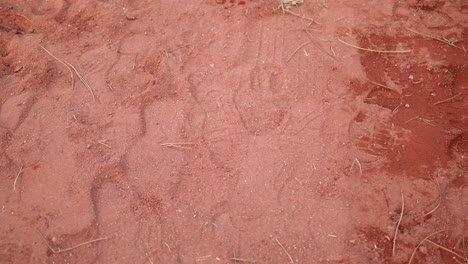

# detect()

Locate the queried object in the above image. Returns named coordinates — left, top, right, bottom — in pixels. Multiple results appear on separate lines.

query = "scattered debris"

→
left=279, top=0, right=304, bottom=11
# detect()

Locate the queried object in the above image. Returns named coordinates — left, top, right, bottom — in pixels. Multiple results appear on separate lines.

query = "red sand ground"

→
left=1, top=0, right=467, bottom=263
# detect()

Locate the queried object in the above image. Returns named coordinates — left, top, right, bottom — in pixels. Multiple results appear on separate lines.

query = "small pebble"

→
left=405, top=104, right=410, bottom=108
left=408, top=75, right=414, bottom=80
left=14, top=66, right=22, bottom=73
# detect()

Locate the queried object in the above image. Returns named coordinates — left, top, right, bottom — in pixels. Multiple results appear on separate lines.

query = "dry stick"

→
left=13, top=164, right=24, bottom=192
left=393, top=192, right=405, bottom=257
left=408, top=230, right=447, bottom=264
left=164, top=242, right=172, bottom=252
left=39, top=45, right=74, bottom=88
left=39, top=231, right=108, bottom=254
left=355, top=158, right=362, bottom=175
left=463, top=237, right=467, bottom=261
left=283, top=9, right=320, bottom=25
left=406, top=27, right=466, bottom=52
left=405, top=116, right=435, bottom=126
left=133, top=54, right=138, bottom=70
left=335, top=16, right=347, bottom=22
left=287, top=41, right=312, bottom=62
left=434, top=93, right=462, bottom=105
left=38, top=231, right=57, bottom=253
left=160, top=143, right=194, bottom=149
left=425, top=239, right=468, bottom=262
left=423, top=178, right=442, bottom=216
left=163, top=146, right=192, bottom=150
left=106, top=81, right=114, bottom=91
left=302, top=30, right=337, bottom=60
left=337, top=38, right=412, bottom=53
left=350, top=158, right=362, bottom=175
left=160, top=142, right=194, bottom=145
left=97, top=141, right=112, bottom=149
left=369, top=80, right=399, bottom=92
left=145, top=252, right=154, bottom=264
left=230, top=258, right=255, bottom=263
left=418, top=118, right=435, bottom=126
left=56, top=237, right=108, bottom=253
left=64, top=61, right=97, bottom=102
left=393, top=103, right=404, bottom=113
left=275, top=238, right=294, bottom=263
left=18, top=13, right=33, bottom=23
left=196, top=255, right=212, bottom=262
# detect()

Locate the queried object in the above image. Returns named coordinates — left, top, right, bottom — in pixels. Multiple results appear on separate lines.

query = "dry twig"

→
left=275, top=238, right=294, bottom=263
left=406, top=27, right=466, bottom=52
left=164, top=242, right=171, bottom=252
left=463, top=236, right=467, bottom=261
left=393, top=192, right=404, bottom=257
left=302, top=29, right=337, bottom=60
left=408, top=230, right=447, bottom=264
left=195, top=255, right=212, bottom=262
left=13, top=164, right=24, bottom=192
left=230, top=258, right=255, bottom=263
left=337, top=38, right=412, bottom=53
left=97, top=140, right=112, bottom=149
left=145, top=252, right=154, bottom=264
left=64, top=61, right=97, bottom=101
left=369, top=80, right=400, bottom=93
left=287, top=41, right=312, bottom=62
left=434, top=93, right=462, bottom=105
left=160, top=143, right=195, bottom=149
left=39, top=45, right=74, bottom=88
left=350, top=158, right=362, bottom=175
left=405, top=116, right=435, bottom=126
left=279, top=5, right=320, bottom=25
left=106, top=81, right=114, bottom=91
left=423, top=178, right=442, bottom=216
left=335, top=16, right=347, bottom=22
left=38, top=231, right=108, bottom=254
left=425, top=239, right=468, bottom=262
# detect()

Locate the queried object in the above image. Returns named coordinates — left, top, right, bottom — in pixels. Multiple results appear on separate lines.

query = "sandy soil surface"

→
left=1, top=0, right=467, bottom=263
